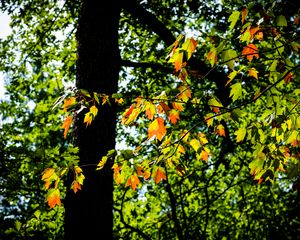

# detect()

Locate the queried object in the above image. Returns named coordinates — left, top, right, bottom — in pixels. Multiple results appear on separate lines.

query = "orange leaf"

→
left=71, top=181, right=81, bottom=193
left=47, top=189, right=61, bottom=208
left=153, top=167, right=166, bottom=184
left=125, top=175, right=140, bottom=190
left=172, top=102, right=185, bottom=112
left=62, top=116, right=73, bottom=139
left=148, top=117, right=167, bottom=141
left=242, top=43, right=259, bottom=61
left=158, top=102, right=171, bottom=115
left=63, top=97, right=76, bottom=112
left=207, top=47, right=217, bottom=67
left=216, top=124, right=226, bottom=137
left=241, top=7, right=248, bottom=24
left=169, top=109, right=180, bottom=124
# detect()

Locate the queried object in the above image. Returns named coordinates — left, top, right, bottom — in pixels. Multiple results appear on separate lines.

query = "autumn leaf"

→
left=42, top=168, right=55, bottom=181
left=182, top=37, right=198, bottom=60
left=242, top=43, right=259, bottom=61
left=207, top=47, right=217, bottom=67
left=190, top=139, right=200, bottom=152
left=145, top=101, right=156, bottom=120
left=62, top=116, right=73, bottom=139
left=228, top=10, right=240, bottom=30
left=199, top=147, right=210, bottom=162
left=158, top=102, right=171, bottom=115
left=125, top=175, right=140, bottom=190
left=248, top=68, right=258, bottom=79
left=153, top=167, right=166, bottom=184
left=178, top=86, right=192, bottom=102
left=241, top=7, right=248, bottom=24
left=148, top=117, right=167, bottom=141
left=204, top=113, right=214, bottom=127
left=216, top=124, right=226, bottom=137
left=63, top=97, right=76, bottom=112
left=71, top=181, right=81, bottom=193
left=47, top=189, right=61, bottom=209
left=169, top=109, right=180, bottom=124
left=172, top=102, right=185, bottom=112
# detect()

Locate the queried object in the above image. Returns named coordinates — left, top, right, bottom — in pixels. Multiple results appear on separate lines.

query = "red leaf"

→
left=242, top=43, right=259, bottom=61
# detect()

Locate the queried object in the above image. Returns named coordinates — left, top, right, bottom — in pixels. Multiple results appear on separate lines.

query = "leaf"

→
left=221, top=49, right=238, bottom=69
left=204, top=113, right=214, bottom=127
left=125, top=175, right=140, bottom=190
left=178, top=86, right=192, bottom=102
left=47, top=189, right=61, bottom=208
left=172, top=102, right=185, bottom=112
left=216, top=124, right=226, bottom=137
left=242, top=43, right=259, bottom=61
left=208, top=97, right=223, bottom=113
left=62, top=97, right=76, bottom=112
left=249, top=158, right=264, bottom=176
left=84, top=112, right=93, bottom=126
left=248, top=68, right=258, bottom=79
left=42, top=168, right=55, bottom=181
left=228, top=10, right=240, bottom=30
left=62, top=116, right=73, bottom=139
left=144, top=101, right=156, bottom=120
left=182, top=37, right=197, bottom=60
left=207, top=47, right=217, bottom=67
left=153, top=167, right=166, bottom=184
left=276, top=15, right=287, bottom=27
left=148, top=117, right=167, bottom=141
left=169, top=50, right=184, bottom=72
left=226, top=70, right=238, bottom=86
left=190, top=138, right=200, bottom=152
left=241, top=7, right=248, bottom=24
left=90, top=105, right=98, bottom=116
left=234, top=127, right=247, bottom=142
left=230, top=82, right=243, bottom=102
left=169, top=109, right=180, bottom=124
left=97, top=156, right=108, bottom=170
left=71, top=181, right=81, bottom=193
left=199, top=147, right=210, bottom=162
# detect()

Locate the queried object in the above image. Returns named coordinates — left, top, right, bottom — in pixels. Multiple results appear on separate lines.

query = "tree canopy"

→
left=0, top=0, right=300, bottom=239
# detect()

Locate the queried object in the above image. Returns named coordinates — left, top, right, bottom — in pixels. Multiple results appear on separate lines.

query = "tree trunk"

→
left=64, top=1, right=120, bottom=239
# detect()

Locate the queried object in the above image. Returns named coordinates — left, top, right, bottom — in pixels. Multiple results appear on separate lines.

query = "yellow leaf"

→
left=190, top=138, right=200, bottom=152
left=178, top=86, right=192, bottom=102
left=145, top=101, right=156, bottom=120
left=207, top=47, right=217, bottom=67
left=234, top=127, right=247, bottom=142
left=172, top=102, right=185, bottom=112
left=248, top=68, right=258, bottom=79
left=148, top=117, right=167, bottom=141
left=84, top=112, right=93, bottom=126
left=90, top=105, right=98, bottom=116
left=42, top=168, right=55, bottom=181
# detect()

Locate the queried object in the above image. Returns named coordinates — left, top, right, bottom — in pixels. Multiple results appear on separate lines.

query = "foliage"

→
left=0, top=0, right=300, bottom=239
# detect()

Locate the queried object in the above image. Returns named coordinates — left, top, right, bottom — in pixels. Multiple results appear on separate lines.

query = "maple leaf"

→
left=42, top=168, right=55, bottom=181
left=234, top=127, right=247, bottom=142
left=216, top=124, right=226, bottom=137
left=228, top=10, right=240, bottom=30
left=207, top=47, right=217, bottom=67
left=62, top=116, right=73, bottom=139
left=125, top=175, right=140, bottom=190
left=182, top=37, right=197, bottom=60
left=63, top=97, right=76, bottom=112
left=172, top=102, right=185, bottom=112
left=199, top=148, right=210, bottom=162
left=248, top=68, right=258, bottom=79
left=157, top=102, right=171, bottom=115
left=230, top=82, right=243, bottom=102
left=153, top=167, right=166, bottom=184
left=148, top=117, right=167, bottom=141
left=145, top=101, right=156, bottom=120
left=71, top=181, right=81, bottom=193
left=84, top=112, right=93, bottom=126
left=241, top=7, right=248, bottom=24
left=242, top=43, right=259, bottom=61
left=178, top=86, right=192, bottom=102
left=47, top=189, right=61, bottom=209
left=190, top=138, right=200, bottom=152
left=169, top=109, right=180, bottom=124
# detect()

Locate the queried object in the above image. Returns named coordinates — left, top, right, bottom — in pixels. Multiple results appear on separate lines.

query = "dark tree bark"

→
left=64, top=1, right=120, bottom=239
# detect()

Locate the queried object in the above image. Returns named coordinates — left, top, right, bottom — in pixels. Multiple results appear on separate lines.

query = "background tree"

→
left=0, top=0, right=300, bottom=239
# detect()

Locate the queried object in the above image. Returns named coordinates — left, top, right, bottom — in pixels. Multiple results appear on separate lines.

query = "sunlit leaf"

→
left=153, top=167, right=167, bottom=184
left=234, top=127, right=247, bottom=142
left=230, top=82, right=243, bottom=102
left=242, top=43, right=259, bottom=61
left=228, top=10, right=240, bottom=30
left=148, top=117, right=167, bottom=141
left=62, top=116, right=73, bottom=139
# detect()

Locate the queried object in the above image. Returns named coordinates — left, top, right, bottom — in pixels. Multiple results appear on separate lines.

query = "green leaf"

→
left=221, top=49, right=238, bottom=69
left=229, top=82, right=242, bottom=102
left=228, top=11, right=240, bottom=30
left=234, top=127, right=247, bottom=142
left=276, top=15, right=287, bottom=27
